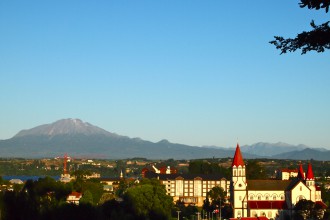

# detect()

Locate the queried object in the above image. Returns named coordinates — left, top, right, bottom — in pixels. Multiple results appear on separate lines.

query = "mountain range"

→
left=0, top=119, right=329, bottom=160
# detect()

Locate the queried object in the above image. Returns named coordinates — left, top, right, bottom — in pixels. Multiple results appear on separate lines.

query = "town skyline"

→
left=1, top=1, right=329, bottom=149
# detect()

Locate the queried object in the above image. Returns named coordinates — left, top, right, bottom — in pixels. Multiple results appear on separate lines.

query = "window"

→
left=258, top=196, right=261, bottom=200
left=268, top=211, right=272, bottom=218
left=250, top=195, right=254, bottom=200
left=273, top=195, right=276, bottom=200
left=300, top=186, right=302, bottom=191
left=234, top=170, right=237, bottom=176
left=281, top=195, right=284, bottom=200
left=266, top=196, right=269, bottom=200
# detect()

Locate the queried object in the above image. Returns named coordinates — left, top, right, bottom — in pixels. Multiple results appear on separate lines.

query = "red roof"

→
left=248, top=201, right=287, bottom=209
left=316, top=201, right=328, bottom=209
left=298, top=164, right=305, bottom=179
left=306, top=163, right=314, bottom=180
left=281, top=168, right=298, bottom=172
left=68, top=192, right=82, bottom=199
left=232, top=143, right=245, bottom=167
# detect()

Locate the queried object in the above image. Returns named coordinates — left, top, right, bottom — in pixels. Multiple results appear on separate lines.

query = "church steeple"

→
left=231, top=143, right=247, bottom=218
left=232, top=143, right=245, bottom=167
left=306, top=163, right=314, bottom=180
left=298, top=164, right=305, bottom=180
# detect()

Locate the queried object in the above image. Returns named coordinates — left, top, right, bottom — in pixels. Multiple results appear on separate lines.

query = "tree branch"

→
left=270, top=20, right=330, bottom=54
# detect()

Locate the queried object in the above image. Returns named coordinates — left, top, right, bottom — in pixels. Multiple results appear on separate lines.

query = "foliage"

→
left=270, top=21, right=330, bottom=54
left=270, top=0, right=330, bottom=54
left=71, top=176, right=104, bottom=205
left=188, top=160, right=230, bottom=178
left=1, top=177, right=72, bottom=220
left=173, top=202, right=198, bottom=220
left=123, top=178, right=173, bottom=220
left=299, top=0, right=330, bottom=12
left=203, top=186, right=231, bottom=219
left=246, top=160, right=268, bottom=180
left=98, top=192, right=115, bottom=205
left=294, top=199, right=325, bottom=220
left=80, top=190, right=93, bottom=205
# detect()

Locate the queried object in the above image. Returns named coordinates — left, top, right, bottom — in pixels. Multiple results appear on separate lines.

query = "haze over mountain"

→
left=0, top=119, right=329, bottom=160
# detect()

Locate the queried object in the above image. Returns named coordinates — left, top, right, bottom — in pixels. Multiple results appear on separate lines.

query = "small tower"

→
left=231, top=143, right=247, bottom=218
left=306, top=163, right=316, bottom=201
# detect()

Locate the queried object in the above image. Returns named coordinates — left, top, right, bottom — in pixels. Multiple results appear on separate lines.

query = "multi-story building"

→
left=144, top=171, right=230, bottom=207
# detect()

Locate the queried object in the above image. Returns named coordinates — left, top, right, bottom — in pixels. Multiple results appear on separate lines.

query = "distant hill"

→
left=240, top=142, right=307, bottom=157
left=0, top=119, right=329, bottom=160
left=272, top=148, right=330, bottom=161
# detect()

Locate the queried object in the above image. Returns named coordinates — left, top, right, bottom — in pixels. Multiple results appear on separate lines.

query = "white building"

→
left=144, top=171, right=230, bottom=207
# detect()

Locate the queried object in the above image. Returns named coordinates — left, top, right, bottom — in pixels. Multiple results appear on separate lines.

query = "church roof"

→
left=248, top=201, right=287, bottom=209
left=232, top=143, right=245, bottom=167
left=316, top=201, right=328, bottom=209
left=247, top=180, right=292, bottom=191
left=306, top=163, right=314, bottom=180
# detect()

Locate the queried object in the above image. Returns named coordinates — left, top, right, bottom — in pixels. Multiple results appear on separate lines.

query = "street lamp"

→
left=177, top=210, right=181, bottom=220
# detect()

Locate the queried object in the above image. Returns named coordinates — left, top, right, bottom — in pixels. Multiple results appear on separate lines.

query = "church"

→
left=231, top=143, right=327, bottom=219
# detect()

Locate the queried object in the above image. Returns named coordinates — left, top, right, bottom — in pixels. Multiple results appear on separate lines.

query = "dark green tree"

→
left=172, top=200, right=198, bottom=220
left=246, top=160, right=268, bottom=180
left=294, top=199, right=325, bottom=220
left=123, top=178, right=173, bottom=220
left=80, top=190, right=93, bottom=205
left=270, top=0, right=330, bottom=54
left=188, top=160, right=230, bottom=178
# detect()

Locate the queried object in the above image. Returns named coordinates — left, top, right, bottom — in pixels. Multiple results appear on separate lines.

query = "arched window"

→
left=250, top=195, right=254, bottom=200
left=268, top=211, right=272, bottom=218
left=252, top=211, right=257, bottom=217
left=239, top=170, right=241, bottom=176
left=258, top=195, right=261, bottom=200
left=266, top=196, right=269, bottom=200
left=280, top=195, right=284, bottom=200
left=273, top=195, right=276, bottom=200
left=234, top=170, right=237, bottom=176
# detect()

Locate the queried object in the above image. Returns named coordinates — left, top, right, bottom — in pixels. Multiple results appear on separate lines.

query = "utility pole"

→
left=177, top=210, right=181, bottom=220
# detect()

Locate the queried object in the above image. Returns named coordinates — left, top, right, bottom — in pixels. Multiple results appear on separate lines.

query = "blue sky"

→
left=0, top=1, right=329, bottom=148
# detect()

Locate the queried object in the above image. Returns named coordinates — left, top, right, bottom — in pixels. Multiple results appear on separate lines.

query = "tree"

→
left=203, top=186, right=231, bottom=219
left=270, top=0, right=330, bottom=54
left=246, top=160, right=268, bottom=180
left=294, top=199, right=325, bottom=219
left=80, top=190, right=93, bottom=205
left=123, top=179, right=173, bottom=220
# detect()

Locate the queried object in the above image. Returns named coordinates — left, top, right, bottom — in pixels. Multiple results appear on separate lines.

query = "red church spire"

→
left=298, top=164, right=305, bottom=179
left=306, top=163, right=315, bottom=180
left=232, top=143, right=245, bottom=167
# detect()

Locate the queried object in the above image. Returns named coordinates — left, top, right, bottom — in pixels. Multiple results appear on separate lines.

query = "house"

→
left=231, top=143, right=327, bottom=219
left=276, top=168, right=299, bottom=180
left=66, top=192, right=82, bottom=205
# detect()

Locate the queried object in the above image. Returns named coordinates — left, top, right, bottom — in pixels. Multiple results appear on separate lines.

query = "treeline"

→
left=0, top=177, right=175, bottom=220
left=188, top=160, right=231, bottom=178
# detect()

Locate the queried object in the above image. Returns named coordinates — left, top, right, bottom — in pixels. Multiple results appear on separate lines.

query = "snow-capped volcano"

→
left=14, top=118, right=114, bottom=137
